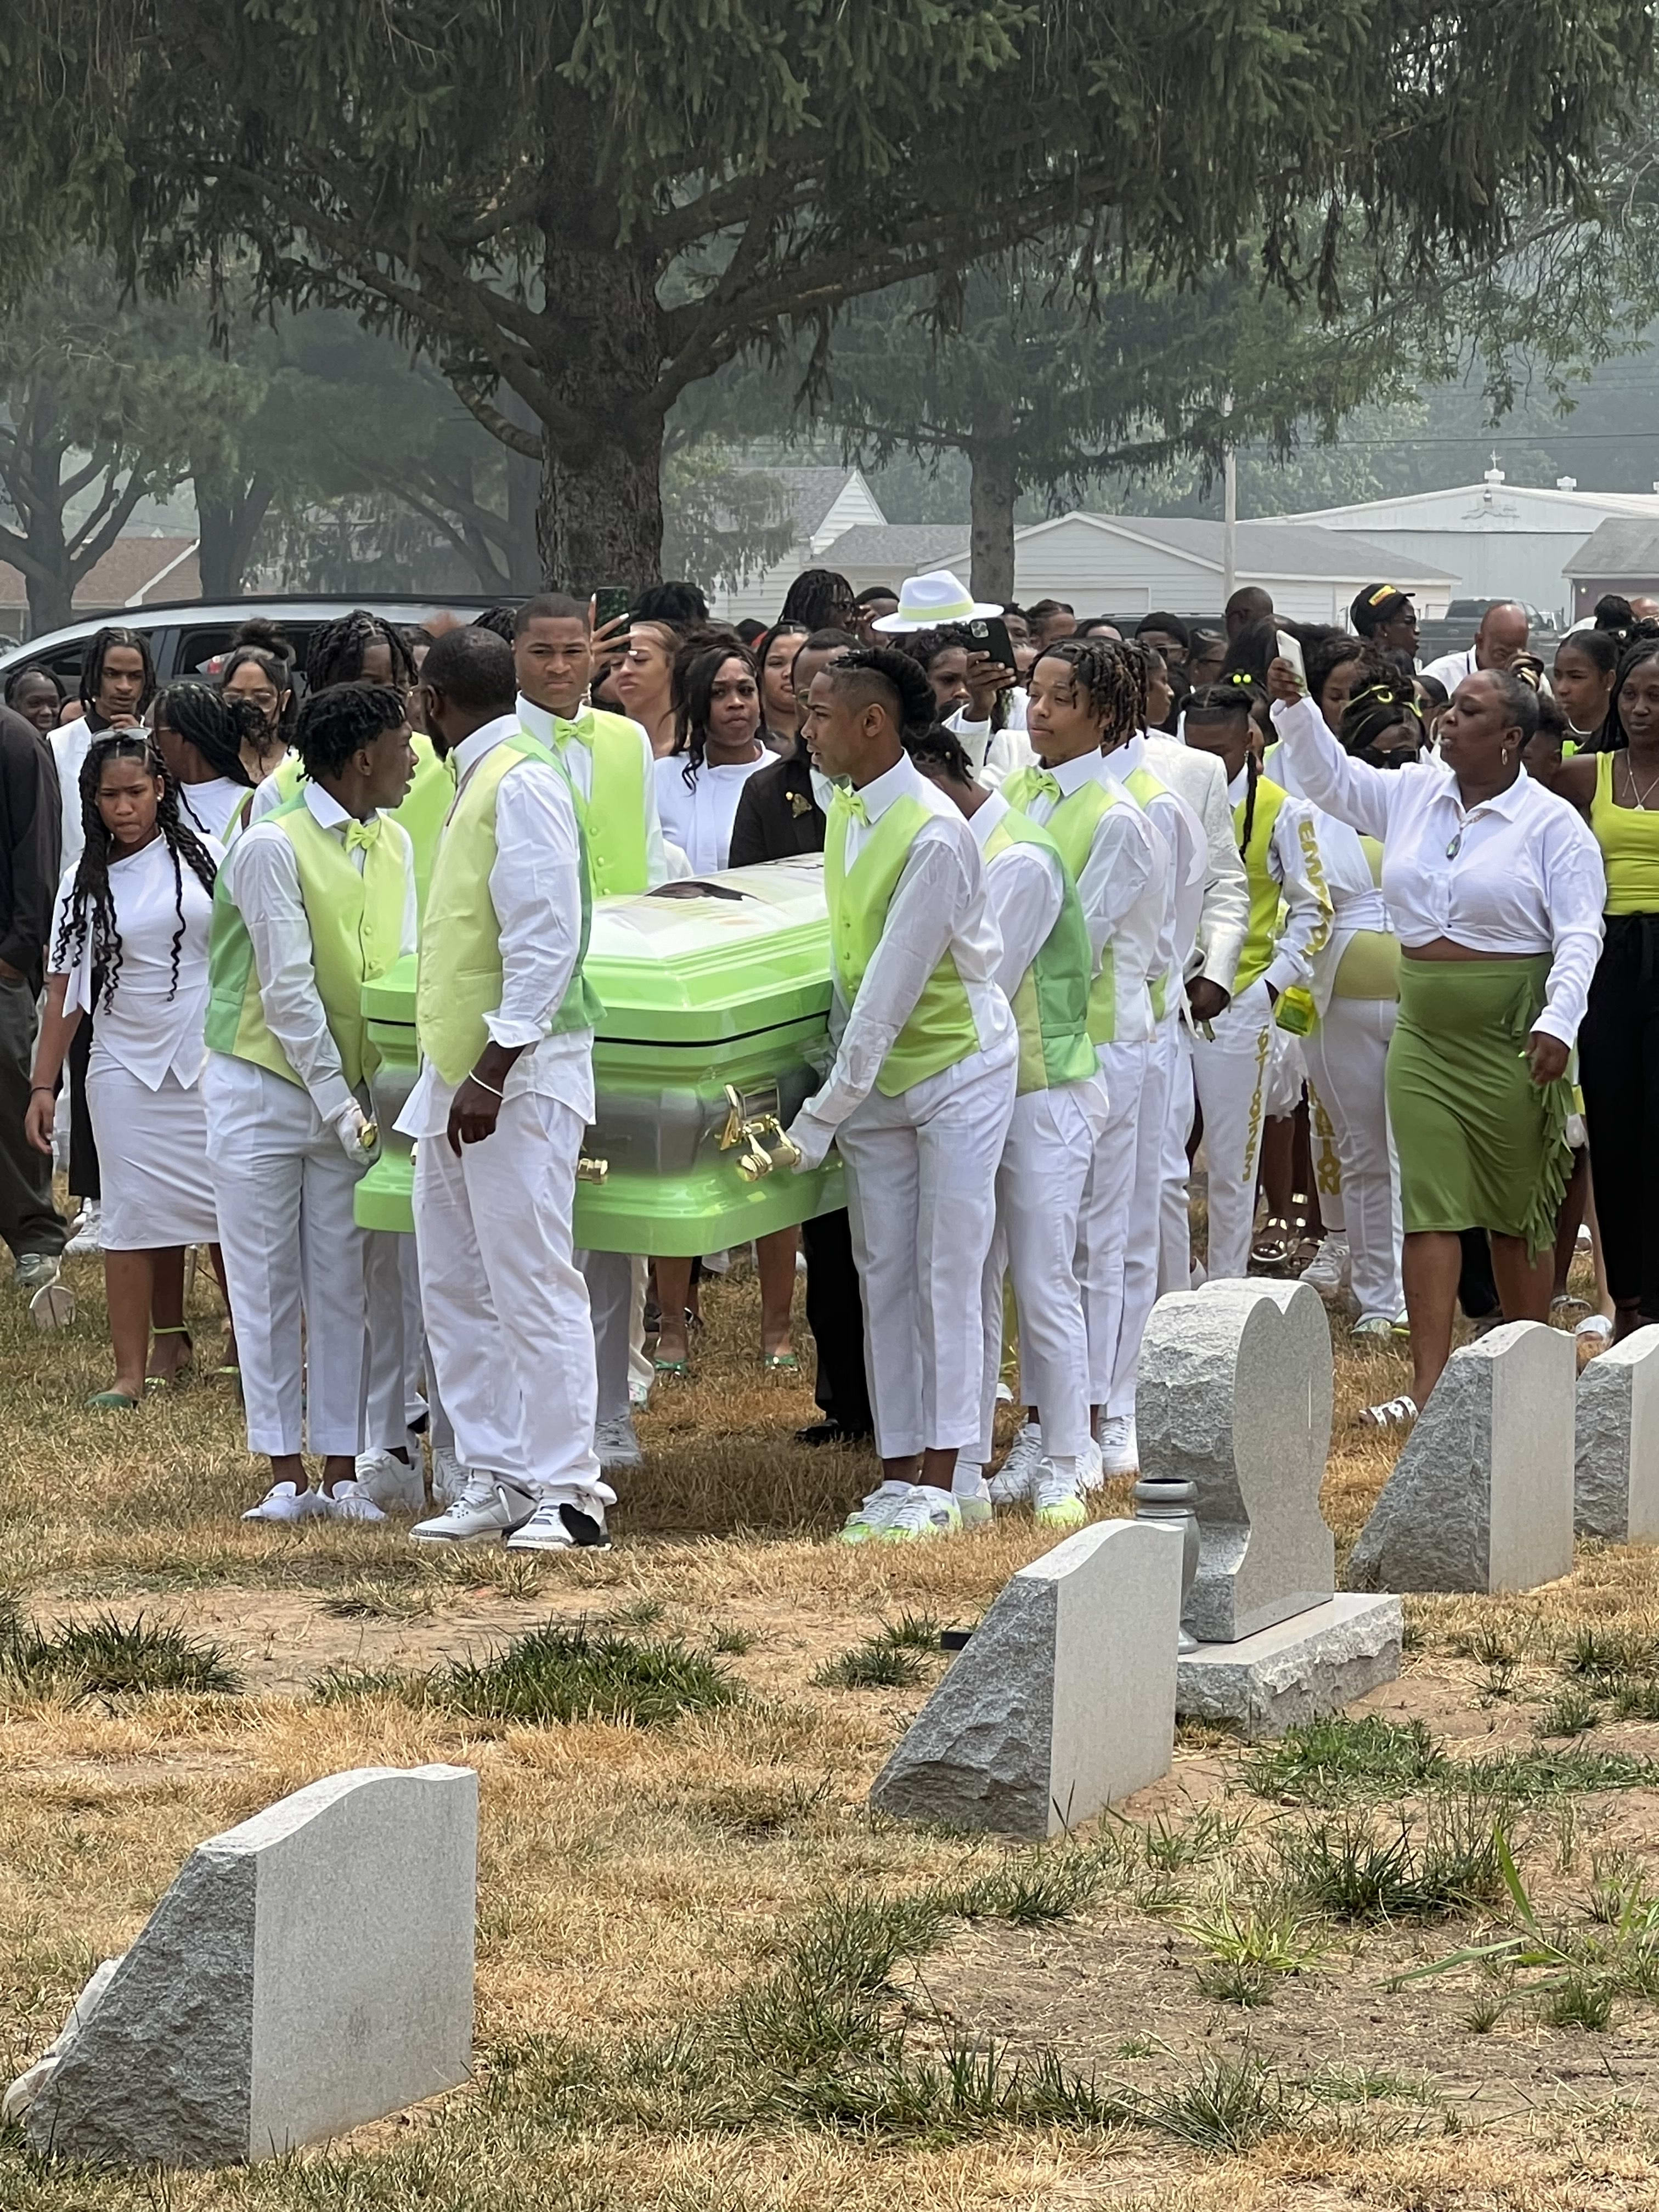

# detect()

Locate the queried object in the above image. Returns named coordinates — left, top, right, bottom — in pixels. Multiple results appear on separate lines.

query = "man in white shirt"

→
left=1420, top=601, right=1531, bottom=695
left=402, top=625, right=612, bottom=1551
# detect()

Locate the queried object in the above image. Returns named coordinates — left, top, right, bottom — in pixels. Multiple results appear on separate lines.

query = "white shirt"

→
left=1102, top=732, right=1207, bottom=1014
left=399, top=713, right=595, bottom=1140
left=1269, top=692, right=1606, bottom=1045
left=969, top=789, right=1060, bottom=996
left=1421, top=647, right=1477, bottom=693
left=1011, top=749, right=1165, bottom=1046
left=177, top=777, right=251, bottom=842
left=50, top=720, right=94, bottom=877
left=1226, top=763, right=1332, bottom=996
left=1267, top=727, right=1392, bottom=1011
left=214, top=781, right=418, bottom=1124
left=652, top=751, right=771, bottom=876
left=516, top=693, right=672, bottom=889
left=1142, top=732, right=1250, bottom=996
left=949, top=696, right=1036, bottom=788
left=787, top=752, right=1012, bottom=1164
left=49, top=833, right=223, bottom=1088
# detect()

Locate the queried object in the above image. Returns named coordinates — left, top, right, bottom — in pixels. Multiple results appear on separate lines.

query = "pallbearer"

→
left=785, top=650, right=1017, bottom=1543
left=402, top=627, right=611, bottom=1552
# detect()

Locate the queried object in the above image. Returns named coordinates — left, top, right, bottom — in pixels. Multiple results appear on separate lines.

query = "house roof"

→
left=1058, top=512, right=1457, bottom=583
left=818, top=523, right=971, bottom=575
left=1280, top=481, right=1659, bottom=526
left=0, top=535, right=201, bottom=614
left=1562, top=517, right=1659, bottom=578
left=766, top=467, right=868, bottom=541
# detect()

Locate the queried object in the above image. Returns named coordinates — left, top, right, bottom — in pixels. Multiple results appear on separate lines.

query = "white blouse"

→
left=652, top=751, right=771, bottom=877
left=50, top=833, right=223, bottom=1088
left=1269, top=693, right=1606, bottom=1045
left=178, top=776, right=252, bottom=842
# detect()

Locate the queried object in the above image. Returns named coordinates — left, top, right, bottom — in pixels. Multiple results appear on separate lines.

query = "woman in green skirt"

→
left=1267, top=659, right=1606, bottom=1418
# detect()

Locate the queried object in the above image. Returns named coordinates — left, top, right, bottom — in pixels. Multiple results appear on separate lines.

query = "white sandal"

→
left=1575, top=1313, right=1613, bottom=1344
left=1358, top=1393, right=1418, bottom=1430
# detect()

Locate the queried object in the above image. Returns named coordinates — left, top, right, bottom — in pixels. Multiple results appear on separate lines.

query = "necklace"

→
left=1629, top=758, right=1659, bottom=812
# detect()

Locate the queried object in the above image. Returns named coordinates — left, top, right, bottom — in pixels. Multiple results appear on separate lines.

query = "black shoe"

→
left=794, top=1419, right=873, bottom=1447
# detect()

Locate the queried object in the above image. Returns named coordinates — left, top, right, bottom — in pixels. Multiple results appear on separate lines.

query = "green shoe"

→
left=86, top=1391, right=140, bottom=1412
left=1033, top=1469, right=1087, bottom=1529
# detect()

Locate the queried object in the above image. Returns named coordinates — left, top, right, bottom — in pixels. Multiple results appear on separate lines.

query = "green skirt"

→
left=1386, top=953, right=1572, bottom=1259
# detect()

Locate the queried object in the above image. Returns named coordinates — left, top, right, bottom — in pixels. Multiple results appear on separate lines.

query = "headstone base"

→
left=1176, top=1595, right=1402, bottom=1739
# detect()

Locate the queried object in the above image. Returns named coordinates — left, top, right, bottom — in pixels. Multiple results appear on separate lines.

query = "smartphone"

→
left=593, top=585, right=633, bottom=630
left=965, top=614, right=1017, bottom=673
left=1276, top=629, right=1307, bottom=689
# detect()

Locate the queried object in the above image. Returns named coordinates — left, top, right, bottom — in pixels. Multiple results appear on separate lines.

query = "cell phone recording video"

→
left=593, top=585, right=633, bottom=631
left=966, top=615, right=1017, bottom=673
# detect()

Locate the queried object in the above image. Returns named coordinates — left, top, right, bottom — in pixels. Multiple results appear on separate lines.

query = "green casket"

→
left=354, top=854, right=845, bottom=1252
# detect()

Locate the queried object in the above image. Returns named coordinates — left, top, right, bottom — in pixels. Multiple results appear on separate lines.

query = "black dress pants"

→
left=799, top=1207, right=873, bottom=1435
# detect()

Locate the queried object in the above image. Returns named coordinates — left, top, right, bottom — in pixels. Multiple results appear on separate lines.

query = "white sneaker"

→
left=878, top=1486, right=963, bottom=1542
left=64, top=1204, right=103, bottom=1257
left=1096, top=1415, right=1138, bottom=1477
left=989, top=1421, right=1043, bottom=1504
left=504, top=1491, right=611, bottom=1550
left=323, top=1481, right=387, bottom=1523
left=410, top=1474, right=537, bottom=1545
left=354, top=1448, right=426, bottom=1514
left=1351, top=1314, right=1396, bottom=1340
left=837, top=1482, right=912, bottom=1545
left=241, top=1481, right=328, bottom=1523
left=1300, top=1233, right=1351, bottom=1298
left=595, top=1414, right=643, bottom=1470
left=430, top=1446, right=467, bottom=1507
left=1077, top=1436, right=1106, bottom=1492
left=1034, top=1461, right=1088, bottom=1528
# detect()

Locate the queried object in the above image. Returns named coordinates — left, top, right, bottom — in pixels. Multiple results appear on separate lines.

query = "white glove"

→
left=784, top=1109, right=831, bottom=1173
left=334, top=1101, right=377, bottom=1164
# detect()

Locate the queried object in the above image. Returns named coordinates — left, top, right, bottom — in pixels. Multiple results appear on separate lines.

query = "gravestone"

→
left=1348, top=1320, right=1575, bottom=1594
left=1177, top=1594, right=1404, bottom=1737
left=1575, top=1326, right=1659, bottom=1544
left=1136, top=1277, right=1335, bottom=1641
left=870, top=1520, right=1182, bottom=1838
left=23, top=1765, right=476, bottom=2167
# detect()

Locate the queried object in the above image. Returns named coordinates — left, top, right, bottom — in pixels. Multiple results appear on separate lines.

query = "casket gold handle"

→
left=576, top=1153, right=609, bottom=1183
left=721, top=1086, right=802, bottom=1180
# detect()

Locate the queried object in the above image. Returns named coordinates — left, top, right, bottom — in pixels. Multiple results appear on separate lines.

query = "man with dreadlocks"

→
left=26, top=733, right=224, bottom=1406
left=1003, top=639, right=1165, bottom=1504
left=785, top=647, right=1016, bottom=1544
left=205, top=682, right=417, bottom=1525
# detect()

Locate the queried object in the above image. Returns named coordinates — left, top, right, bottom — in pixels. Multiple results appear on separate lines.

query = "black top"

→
left=0, top=704, right=60, bottom=987
left=728, top=747, right=825, bottom=866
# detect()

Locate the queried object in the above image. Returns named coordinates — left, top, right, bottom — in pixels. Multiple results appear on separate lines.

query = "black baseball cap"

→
left=1351, top=584, right=1417, bottom=636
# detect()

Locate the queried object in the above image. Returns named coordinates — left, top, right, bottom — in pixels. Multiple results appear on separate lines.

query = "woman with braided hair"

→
left=25, top=733, right=227, bottom=1407
left=304, top=607, right=421, bottom=696
left=784, top=646, right=1017, bottom=1543
left=996, top=637, right=1165, bottom=1501
left=150, top=681, right=259, bottom=840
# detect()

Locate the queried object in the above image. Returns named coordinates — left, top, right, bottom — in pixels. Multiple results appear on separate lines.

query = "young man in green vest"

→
left=785, top=648, right=1018, bottom=1543
left=514, top=591, right=670, bottom=1470
left=204, top=683, right=417, bottom=1523
left=1180, top=682, right=1331, bottom=1279
left=905, top=725, right=1110, bottom=1529
left=1001, top=639, right=1166, bottom=1505
left=400, top=625, right=613, bottom=1551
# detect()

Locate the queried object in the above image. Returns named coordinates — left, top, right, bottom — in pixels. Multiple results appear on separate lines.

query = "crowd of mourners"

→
left=0, top=557, right=1641, bottom=1547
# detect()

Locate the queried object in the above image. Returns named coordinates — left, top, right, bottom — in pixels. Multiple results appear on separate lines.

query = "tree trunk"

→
left=499, top=387, right=543, bottom=591
left=533, top=238, right=665, bottom=592
left=26, top=567, right=73, bottom=637
left=195, top=472, right=273, bottom=597
left=968, top=418, right=1018, bottom=606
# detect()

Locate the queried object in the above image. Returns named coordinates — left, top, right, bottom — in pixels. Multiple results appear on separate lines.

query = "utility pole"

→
left=1222, top=393, right=1237, bottom=606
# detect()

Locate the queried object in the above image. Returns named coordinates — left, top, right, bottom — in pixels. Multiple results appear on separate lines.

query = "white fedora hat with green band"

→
left=871, top=568, right=1005, bottom=630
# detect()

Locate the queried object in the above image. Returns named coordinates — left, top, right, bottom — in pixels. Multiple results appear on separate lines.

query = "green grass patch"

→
left=0, top=1605, right=239, bottom=1699
left=811, top=1640, right=927, bottom=1690
left=1243, top=1715, right=1447, bottom=1802
left=1277, top=1788, right=1513, bottom=1921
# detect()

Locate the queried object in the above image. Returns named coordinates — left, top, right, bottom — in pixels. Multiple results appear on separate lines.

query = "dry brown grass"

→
left=3, top=1246, right=1659, bottom=2208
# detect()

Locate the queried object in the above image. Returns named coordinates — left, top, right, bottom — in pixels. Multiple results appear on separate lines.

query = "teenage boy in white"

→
left=402, top=625, right=611, bottom=1550
left=786, top=648, right=1016, bottom=1543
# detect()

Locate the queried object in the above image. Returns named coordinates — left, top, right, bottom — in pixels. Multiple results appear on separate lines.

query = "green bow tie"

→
left=344, top=816, right=382, bottom=853
left=833, top=787, right=870, bottom=826
left=554, top=715, right=591, bottom=749
left=1022, top=769, right=1063, bottom=803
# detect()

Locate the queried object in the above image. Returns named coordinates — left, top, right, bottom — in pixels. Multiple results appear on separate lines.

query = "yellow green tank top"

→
left=1591, top=751, right=1659, bottom=915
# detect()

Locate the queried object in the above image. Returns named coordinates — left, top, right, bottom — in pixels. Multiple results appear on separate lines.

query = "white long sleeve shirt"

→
left=949, top=694, right=1036, bottom=787
left=1269, top=692, right=1606, bottom=1045
left=1227, top=764, right=1331, bottom=997
left=652, top=751, right=771, bottom=876
left=969, top=789, right=1060, bottom=996
left=787, top=752, right=1012, bottom=1166
left=1011, top=750, right=1164, bottom=1046
left=1142, top=732, right=1250, bottom=997
left=399, top=713, right=595, bottom=1139
left=50, top=833, right=223, bottom=1087
left=1102, top=732, right=1207, bottom=1015
left=213, top=781, right=417, bottom=1124
left=516, top=693, right=672, bottom=889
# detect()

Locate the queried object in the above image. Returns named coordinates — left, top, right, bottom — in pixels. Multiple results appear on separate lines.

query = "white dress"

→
left=50, top=836, right=224, bottom=1250
left=652, top=752, right=771, bottom=876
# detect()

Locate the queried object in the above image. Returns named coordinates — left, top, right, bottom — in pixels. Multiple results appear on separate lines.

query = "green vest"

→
left=242, top=740, right=450, bottom=913
left=824, top=788, right=979, bottom=1096
left=550, top=710, right=650, bottom=896
left=1001, top=766, right=1120, bottom=1045
left=1124, top=761, right=1172, bottom=1022
left=1233, top=774, right=1291, bottom=994
left=205, top=795, right=410, bottom=1091
left=417, top=729, right=603, bottom=1085
left=981, top=808, right=1097, bottom=1094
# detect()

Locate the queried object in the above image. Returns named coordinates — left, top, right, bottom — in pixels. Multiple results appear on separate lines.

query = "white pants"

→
left=970, top=1083, right=1097, bottom=1464
left=416, top=1093, right=603, bottom=1493
left=1159, top=1025, right=1195, bottom=1296
left=1108, top=1012, right=1179, bottom=1421
left=1189, top=978, right=1273, bottom=1282
left=1076, top=1039, right=1149, bottom=1404
left=579, top=1249, right=636, bottom=1425
left=1302, top=996, right=1402, bottom=1322
left=205, top=1058, right=366, bottom=1460
left=361, top=1231, right=428, bottom=1453
left=838, top=1040, right=1017, bottom=1461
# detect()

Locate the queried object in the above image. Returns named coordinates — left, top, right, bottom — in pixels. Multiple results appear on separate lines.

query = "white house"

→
left=1269, top=470, right=1659, bottom=625
left=706, top=466, right=885, bottom=622
left=819, top=511, right=1454, bottom=624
